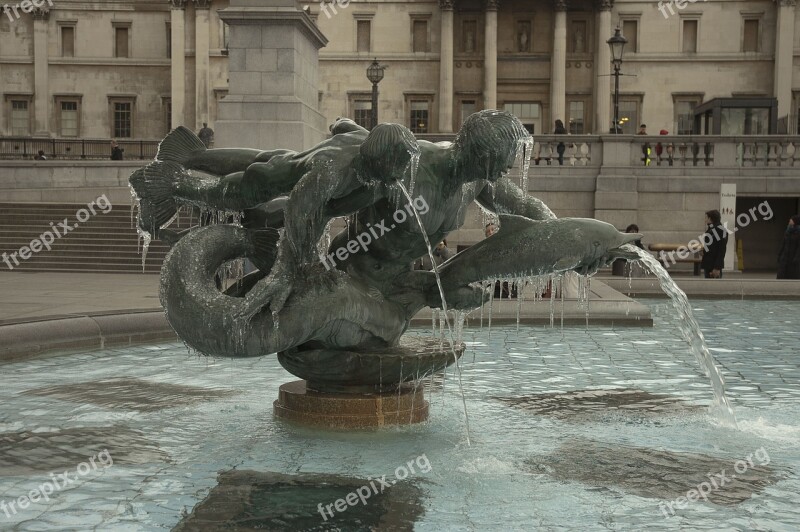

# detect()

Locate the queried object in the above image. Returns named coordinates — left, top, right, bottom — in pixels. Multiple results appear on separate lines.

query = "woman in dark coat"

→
left=701, top=209, right=727, bottom=279
left=777, top=215, right=800, bottom=279
left=554, top=119, right=567, bottom=165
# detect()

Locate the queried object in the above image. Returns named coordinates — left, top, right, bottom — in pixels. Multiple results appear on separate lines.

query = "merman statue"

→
left=130, top=111, right=640, bottom=370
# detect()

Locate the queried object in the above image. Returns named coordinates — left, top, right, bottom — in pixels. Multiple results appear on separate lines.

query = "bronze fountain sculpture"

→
left=130, top=110, right=641, bottom=426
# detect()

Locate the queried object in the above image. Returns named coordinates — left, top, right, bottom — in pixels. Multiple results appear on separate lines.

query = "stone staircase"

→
left=0, top=203, right=194, bottom=273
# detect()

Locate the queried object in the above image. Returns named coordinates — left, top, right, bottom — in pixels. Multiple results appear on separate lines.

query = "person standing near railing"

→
left=655, top=129, right=674, bottom=166
left=34, top=150, right=46, bottom=161
left=637, top=124, right=651, bottom=166
left=110, top=140, right=124, bottom=161
left=198, top=123, right=214, bottom=148
left=554, top=119, right=567, bottom=165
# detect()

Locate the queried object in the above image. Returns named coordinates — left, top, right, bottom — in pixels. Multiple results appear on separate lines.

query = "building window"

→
left=618, top=98, right=640, bottom=134
left=503, top=102, right=540, bottom=134
left=10, top=99, right=30, bottom=136
left=621, top=20, right=638, bottom=53
left=357, top=20, right=371, bottom=52
left=412, top=19, right=429, bottom=53
left=221, top=21, right=230, bottom=53
left=351, top=99, right=372, bottom=129
left=114, top=25, right=130, bottom=58
left=56, top=99, right=80, bottom=137
left=110, top=99, right=134, bottom=138
left=570, top=20, right=587, bottom=53
left=743, top=18, right=760, bottom=52
left=462, top=20, right=477, bottom=54
left=682, top=19, right=698, bottom=53
left=460, top=100, right=477, bottom=126
left=61, top=25, right=75, bottom=57
left=674, top=96, right=701, bottom=134
left=568, top=101, right=585, bottom=134
left=409, top=100, right=430, bottom=133
left=516, top=20, right=531, bottom=52
left=166, top=22, right=171, bottom=58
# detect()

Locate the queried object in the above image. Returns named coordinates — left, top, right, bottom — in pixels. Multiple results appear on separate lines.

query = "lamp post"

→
left=366, top=59, right=385, bottom=130
left=607, top=27, right=627, bottom=134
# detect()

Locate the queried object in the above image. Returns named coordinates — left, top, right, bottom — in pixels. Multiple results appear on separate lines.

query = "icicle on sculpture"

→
left=129, top=110, right=641, bottom=426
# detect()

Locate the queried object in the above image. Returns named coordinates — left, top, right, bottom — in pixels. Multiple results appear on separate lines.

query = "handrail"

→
left=0, top=137, right=160, bottom=160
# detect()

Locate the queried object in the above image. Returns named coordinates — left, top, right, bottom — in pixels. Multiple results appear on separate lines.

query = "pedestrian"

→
left=415, top=240, right=453, bottom=270
left=638, top=124, right=651, bottom=166
left=198, top=122, right=214, bottom=148
left=553, top=119, right=567, bottom=165
left=655, top=129, right=674, bottom=166
left=701, top=209, right=727, bottom=279
left=34, top=150, right=46, bottom=161
left=625, top=224, right=644, bottom=249
left=485, top=222, right=498, bottom=238
left=777, top=214, right=800, bottom=279
left=110, top=140, right=124, bottom=161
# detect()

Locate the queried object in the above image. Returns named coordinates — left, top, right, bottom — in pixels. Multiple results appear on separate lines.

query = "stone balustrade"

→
left=418, top=133, right=800, bottom=170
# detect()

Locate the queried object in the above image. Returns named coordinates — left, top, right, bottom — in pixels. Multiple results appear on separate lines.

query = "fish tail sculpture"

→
left=129, top=127, right=207, bottom=237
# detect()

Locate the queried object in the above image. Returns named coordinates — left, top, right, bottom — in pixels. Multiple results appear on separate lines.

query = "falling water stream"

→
left=396, top=181, right=472, bottom=446
left=625, top=244, right=738, bottom=427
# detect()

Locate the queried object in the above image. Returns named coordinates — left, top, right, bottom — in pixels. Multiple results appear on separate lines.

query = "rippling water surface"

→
left=1, top=299, right=799, bottom=530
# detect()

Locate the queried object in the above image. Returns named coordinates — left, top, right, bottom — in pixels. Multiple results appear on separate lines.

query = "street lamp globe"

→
left=607, top=27, right=627, bottom=67
left=366, top=59, right=385, bottom=84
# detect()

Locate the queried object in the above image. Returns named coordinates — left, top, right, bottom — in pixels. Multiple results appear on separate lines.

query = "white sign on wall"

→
left=720, top=183, right=737, bottom=271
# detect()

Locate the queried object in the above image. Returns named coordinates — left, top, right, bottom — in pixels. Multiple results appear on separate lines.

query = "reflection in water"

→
left=526, top=439, right=780, bottom=506
left=0, top=426, right=170, bottom=476
left=24, top=377, right=236, bottom=412
left=173, top=470, right=425, bottom=532
left=494, top=388, right=698, bottom=420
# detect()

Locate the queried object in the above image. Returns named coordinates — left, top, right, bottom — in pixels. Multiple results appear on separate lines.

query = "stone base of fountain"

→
left=272, top=337, right=464, bottom=428
left=273, top=380, right=429, bottom=428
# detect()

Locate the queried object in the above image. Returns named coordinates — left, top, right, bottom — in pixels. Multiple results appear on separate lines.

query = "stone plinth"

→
left=215, top=0, right=328, bottom=151
left=273, top=380, right=429, bottom=429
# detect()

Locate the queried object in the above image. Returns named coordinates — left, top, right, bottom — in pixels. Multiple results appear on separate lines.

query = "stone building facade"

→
left=1, top=0, right=799, bottom=139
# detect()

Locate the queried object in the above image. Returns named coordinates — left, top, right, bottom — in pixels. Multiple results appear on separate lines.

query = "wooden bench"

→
left=648, top=243, right=703, bottom=276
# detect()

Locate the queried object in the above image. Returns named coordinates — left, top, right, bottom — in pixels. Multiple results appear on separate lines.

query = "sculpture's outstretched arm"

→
left=475, top=177, right=556, bottom=221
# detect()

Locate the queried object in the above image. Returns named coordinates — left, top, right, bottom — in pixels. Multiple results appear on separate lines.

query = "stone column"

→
left=438, top=0, right=455, bottom=133
left=216, top=0, right=328, bottom=151
left=483, top=0, right=498, bottom=110
left=32, top=7, right=50, bottom=135
left=195, top=0, right=212, bottom=129
left=550, top=0, right=567, bottom=129
left=774, top=0, right=796, bottom=132
left=170, top=0, right=187, bottom=129
left=595, top=0, right=613, bottom=133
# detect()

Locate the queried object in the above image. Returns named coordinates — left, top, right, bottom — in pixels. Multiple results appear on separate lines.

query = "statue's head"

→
left=330, top=117, right=364, bottom=135
left=359, top=123, right=420, bottom=185
left=453, top=110, right=531, bottom=181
